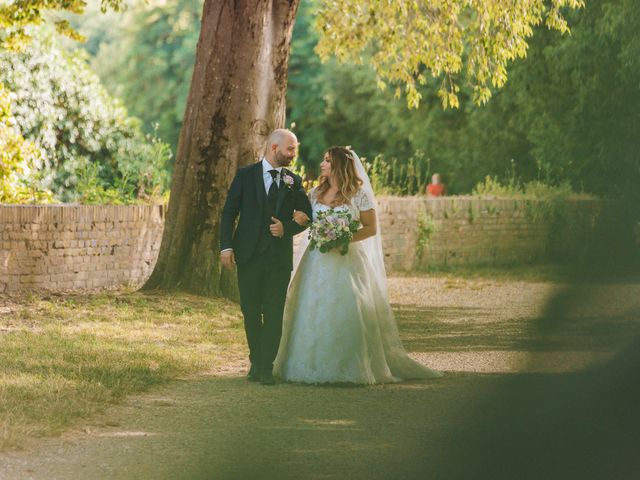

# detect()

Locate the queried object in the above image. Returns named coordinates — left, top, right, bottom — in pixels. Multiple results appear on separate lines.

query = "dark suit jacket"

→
left=219, top=162, right=312, bottom=270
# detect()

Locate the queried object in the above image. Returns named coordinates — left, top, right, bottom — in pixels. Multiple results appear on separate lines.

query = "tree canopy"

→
left=286, top=0, right=639, bottom=197
left=2, top=0, right=583, bottom=108
left=316, top=0, right=584, bottom=108
left=0, top=0, right=125, bottom=49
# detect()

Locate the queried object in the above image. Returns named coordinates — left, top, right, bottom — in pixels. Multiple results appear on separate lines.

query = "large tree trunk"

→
left=144, top=0, right=300, bottom=296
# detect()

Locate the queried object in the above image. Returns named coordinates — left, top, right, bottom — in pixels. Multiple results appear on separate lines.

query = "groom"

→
left=219, top=129, right=312, bottom=385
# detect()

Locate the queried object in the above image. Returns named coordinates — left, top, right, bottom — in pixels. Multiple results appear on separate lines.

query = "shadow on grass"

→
left=439, top=328, right=640, bottom=480
left=394, top=302, right=640, bottom=353
left=436, top=204, right=640, bottom=480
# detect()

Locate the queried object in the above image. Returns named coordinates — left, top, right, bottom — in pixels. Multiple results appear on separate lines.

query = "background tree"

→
left=288, top=0, right=639, bottom=197
left=89, top=0, right=202, bottom=155
left=142, top=0, right=299, bottom=295
left=285, top=0, right=327, bottom=168
left=315, top=0, right=584, bottom=108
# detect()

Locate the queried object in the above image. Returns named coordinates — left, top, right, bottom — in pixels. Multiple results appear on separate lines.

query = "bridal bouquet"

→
left=308, top=209, right=360, bottom=255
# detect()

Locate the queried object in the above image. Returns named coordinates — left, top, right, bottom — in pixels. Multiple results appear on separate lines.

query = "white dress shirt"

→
left=262, top=157, right=282, bottom=193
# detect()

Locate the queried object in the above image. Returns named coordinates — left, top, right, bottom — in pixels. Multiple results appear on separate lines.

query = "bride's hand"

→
left=293, top=210, right=310, bottom=226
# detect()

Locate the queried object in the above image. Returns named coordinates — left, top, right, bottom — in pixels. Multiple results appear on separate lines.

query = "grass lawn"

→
left=0, top=290, right=246, bottom=449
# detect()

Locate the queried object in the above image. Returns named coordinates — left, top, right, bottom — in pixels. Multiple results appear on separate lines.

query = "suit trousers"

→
left=237, top=252, right=291, bottom=373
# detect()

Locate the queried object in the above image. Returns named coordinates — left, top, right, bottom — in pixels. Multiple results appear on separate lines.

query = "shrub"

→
left=0, top=30, right=171, bottom=204
left=0, top=84, right=53, bottom=203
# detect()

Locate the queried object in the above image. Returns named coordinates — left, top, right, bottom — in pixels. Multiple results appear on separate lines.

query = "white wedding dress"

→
left=273, top=187, right=442, bottom=384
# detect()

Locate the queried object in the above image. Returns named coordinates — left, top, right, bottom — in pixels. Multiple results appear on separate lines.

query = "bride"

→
left=273, top=146, right=442, bottom=384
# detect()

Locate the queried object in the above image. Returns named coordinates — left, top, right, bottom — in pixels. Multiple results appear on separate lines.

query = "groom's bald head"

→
left=266, top=129, right=298, bottom=168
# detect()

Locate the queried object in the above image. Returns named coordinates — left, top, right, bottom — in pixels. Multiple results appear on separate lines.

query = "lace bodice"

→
left=309, top=187, right=375, bottom=221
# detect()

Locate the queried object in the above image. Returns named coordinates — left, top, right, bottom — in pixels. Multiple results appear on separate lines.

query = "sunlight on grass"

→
left=0, top=291, right=245, bottom=449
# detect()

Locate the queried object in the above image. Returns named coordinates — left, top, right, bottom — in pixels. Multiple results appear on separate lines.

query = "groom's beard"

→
left=275, top=151, right=294, bottom=167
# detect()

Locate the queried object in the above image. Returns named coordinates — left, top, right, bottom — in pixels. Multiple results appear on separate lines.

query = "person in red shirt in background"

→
left=426, top=173, right=447, bottom=197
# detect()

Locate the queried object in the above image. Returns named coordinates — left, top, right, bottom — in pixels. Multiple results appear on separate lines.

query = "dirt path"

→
left=1, top=275, right=639, bottom=480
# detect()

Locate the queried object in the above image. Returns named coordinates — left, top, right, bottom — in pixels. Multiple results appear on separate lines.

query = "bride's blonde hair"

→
left=316, top=146, right=363, bottom=206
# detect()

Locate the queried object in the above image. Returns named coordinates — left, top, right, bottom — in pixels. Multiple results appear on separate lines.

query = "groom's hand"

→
left=270, top=217, right=284, bottom=238
left=220, top=250, right=235, bottom=268
left=293, top=210, right=310, bottom=226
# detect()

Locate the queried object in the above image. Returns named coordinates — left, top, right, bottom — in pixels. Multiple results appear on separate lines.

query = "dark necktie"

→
left=268, top=169, right=279, bottom=213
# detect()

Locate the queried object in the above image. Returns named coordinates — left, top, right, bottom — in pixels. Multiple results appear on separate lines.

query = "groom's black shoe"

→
left=260, top=370, right=276, bottom=386
left=247, top=364, right=260, bottom=382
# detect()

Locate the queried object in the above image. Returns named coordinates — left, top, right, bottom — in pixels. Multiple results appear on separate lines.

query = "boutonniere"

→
left=281, top=172, right=295, bottom=190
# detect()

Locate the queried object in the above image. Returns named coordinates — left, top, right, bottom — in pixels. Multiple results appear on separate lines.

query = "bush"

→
left=0, top=30, right=171, bottom=204
left=0, top=84, right=53, bottom=203
left=367, top=151, right=431, bottom=196
left=472, top=176, right=582, bottom=200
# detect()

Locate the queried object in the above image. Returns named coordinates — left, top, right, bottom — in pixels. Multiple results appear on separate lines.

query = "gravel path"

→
left=1, top=275, right=638, bottom=480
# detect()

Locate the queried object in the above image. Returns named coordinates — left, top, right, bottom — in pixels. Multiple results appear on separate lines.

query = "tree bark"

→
left=144, top=0, right=300, bottom=296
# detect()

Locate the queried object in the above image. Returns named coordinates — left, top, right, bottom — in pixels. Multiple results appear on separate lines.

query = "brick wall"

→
left=0, top=205, right=164, bottom=292
left=377, top=196, right=617, bottom=271
left=0, top=197, right=628, bottom=292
